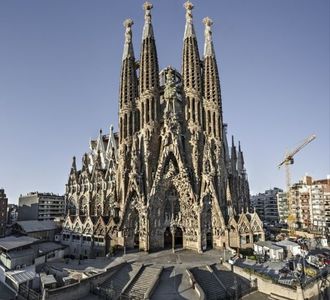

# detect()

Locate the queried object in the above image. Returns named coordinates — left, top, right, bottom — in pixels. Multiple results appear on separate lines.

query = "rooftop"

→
left=32, top=242, right=66, bottom=254
left=40, top=274, right=57, bottom=286
left=276, top=240, right=300, bottom=247
left=255, top=240, right=283, bottom=250
left=16, top=220, right=58, bottom=233
left=6, top=269, right=36, bottom=284
left=0, top=236, right=38, bottom=251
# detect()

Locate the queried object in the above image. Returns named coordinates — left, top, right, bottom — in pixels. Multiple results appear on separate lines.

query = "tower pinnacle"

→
left=122, top=19, right=134, bottom=61
left=142, top=2, right=154, bottom=39
left=203, top=17, right=215, bottom=57
left=183, top=1, right=195, bottom=39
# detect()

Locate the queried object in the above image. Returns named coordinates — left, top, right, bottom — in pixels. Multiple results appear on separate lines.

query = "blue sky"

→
left=0, top=0, right=329, bottom=203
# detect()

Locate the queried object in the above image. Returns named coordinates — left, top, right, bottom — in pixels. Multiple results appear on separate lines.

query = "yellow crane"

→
left=278, top=134, right=316, bottom=232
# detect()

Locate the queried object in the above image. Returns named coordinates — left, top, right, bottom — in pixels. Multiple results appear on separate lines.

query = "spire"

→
left=122, top=19, right=135, bottom=61
left=71, top=156, right=76, bottom=173
left=237, top=141, right=244, bottom=173
left=140, top=1, right=159, bottom=94
left=182, top=0, right=202, bottom=92
left=226, top=180, right=232, bottom=203
left=203, top=17, right=223, bottom=139
left=119, top=19, right=138, bottom=143
left=183, top=1, right=196, bottom=39
left=203, top=17, right=215, bottom=57
left=142, top=2, right=154, bottom=39
left=120, top=19, right=138, bottom=109
left=82, top=153, right=89, bottom=172
left=226, top=180, right=234, bottom=218
left=231, top=135, right=237, bottom=161
left=139, top=1, right=159, bottom=108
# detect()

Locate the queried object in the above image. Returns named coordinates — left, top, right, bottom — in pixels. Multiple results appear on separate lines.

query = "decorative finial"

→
left=203, top=17, right=215, bottom=57
left=184, top=1, right=194, bottom=11
left=142, top=2, right=154, bottom=39
left=183, top=1, right=196, bottom=39
left=184, top=1, right=194, bottom=21
left=122, top=19, right=134, bottom=60
left=143, top=2, right=153, bottom=11
left=203, top=16, right=213, bottom=27
left=123, top=18, right=134, bottom=28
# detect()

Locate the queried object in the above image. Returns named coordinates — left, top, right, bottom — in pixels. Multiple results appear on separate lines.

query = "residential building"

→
left=0, top=189, right=8, bottom=237
left=251, top=188, right=282, bottom=224
left=61, top=2, right=264, bottom=257
left=279, top=175, right=330, bottom=231
left=310, top=177, right=330, bottom=233
left=7, top=204, right=18, bottom=225
left=277, top=191, right=289, bottom=224
left=18, top=192, right=65, bottom=221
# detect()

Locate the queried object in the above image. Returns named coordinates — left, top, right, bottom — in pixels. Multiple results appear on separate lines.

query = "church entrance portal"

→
left=164, top=227, right=172, bottom=248
left=206, top=232, right=213, bottom=249
left=134, top=233, right=139, bottom=248
left=175, top=227, right=183, bottom=248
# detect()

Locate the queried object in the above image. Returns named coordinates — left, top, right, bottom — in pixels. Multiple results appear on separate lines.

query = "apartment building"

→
left=277, top=176, right=330, bottom=232
left=0, top=189, right=8, bottom=236
left=18, top=192, right=65, bottom=221
left=251, top=188, right=282, bottom=224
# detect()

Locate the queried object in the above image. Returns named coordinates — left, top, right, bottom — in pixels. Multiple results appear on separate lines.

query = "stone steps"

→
left=123, top=265, right=162, bottom=298
left=151, top=267, right=199, bottom=300
left=190, top=266, right=227, bottom=300
left=99, top=263, right=141, bottom=299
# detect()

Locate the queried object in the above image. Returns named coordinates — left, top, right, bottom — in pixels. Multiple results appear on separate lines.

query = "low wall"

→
left=185, top=269, right=205, bottom=300
left=43, top=262, right=125, bottom=300
left=230, top=262, right=330, bottom=300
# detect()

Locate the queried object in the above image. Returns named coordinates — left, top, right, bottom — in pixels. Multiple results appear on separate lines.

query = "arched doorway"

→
left=207, top=232, right=213, bottom=249
left=164, top=227, right=172, bottom=248
left=134, top=233, right=139, bottom=248
left=175, top=227, right=183, bottom=248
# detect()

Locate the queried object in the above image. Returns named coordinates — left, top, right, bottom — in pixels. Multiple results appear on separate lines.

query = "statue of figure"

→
left=164, top=68, right=176, bottom=100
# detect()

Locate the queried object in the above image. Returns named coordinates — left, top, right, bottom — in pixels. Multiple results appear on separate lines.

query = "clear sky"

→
left=0, top=0, right=329, bottom=203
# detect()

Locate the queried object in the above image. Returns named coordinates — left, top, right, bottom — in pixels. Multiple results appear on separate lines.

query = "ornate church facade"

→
left=61, top=2, right=264, bottom=258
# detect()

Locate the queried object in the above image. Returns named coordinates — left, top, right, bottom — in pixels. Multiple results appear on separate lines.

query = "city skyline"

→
left=0, top=0, right=329, bottom=203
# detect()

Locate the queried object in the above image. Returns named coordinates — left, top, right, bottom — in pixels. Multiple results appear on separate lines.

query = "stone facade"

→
left=61, top=1, right=264, bottom=257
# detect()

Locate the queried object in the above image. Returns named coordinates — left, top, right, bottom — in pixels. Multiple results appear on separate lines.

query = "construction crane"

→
left=278, top=134, right=316, bottom=232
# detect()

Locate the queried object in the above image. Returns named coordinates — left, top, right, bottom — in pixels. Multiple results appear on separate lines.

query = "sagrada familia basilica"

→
left=61, top=2, right=264, bottom=257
